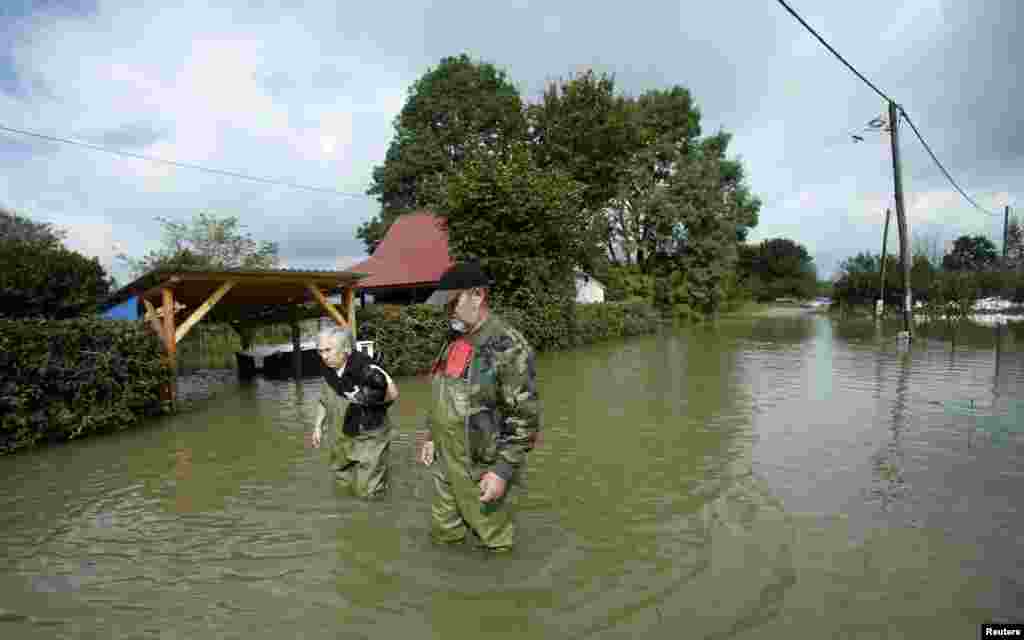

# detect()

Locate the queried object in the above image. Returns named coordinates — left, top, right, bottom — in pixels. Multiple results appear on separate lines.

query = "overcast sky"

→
left=1, top=0, right=1020, bottom=283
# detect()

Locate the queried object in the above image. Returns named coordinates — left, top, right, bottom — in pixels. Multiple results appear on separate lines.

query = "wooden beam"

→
left=143, top=300, right=186, bottom=322
left=306, top=282, right=348, bottom=327
left=175, top=280, right=235, bottom=343
left=344, top=287, right=356, bottom=338
left=143, top=298, right=168, bottom=351
left=162, top=287, right=177, bottom=404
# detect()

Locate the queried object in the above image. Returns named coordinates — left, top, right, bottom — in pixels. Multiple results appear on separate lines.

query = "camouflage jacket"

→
left=426, top=313, right=540, bottom=482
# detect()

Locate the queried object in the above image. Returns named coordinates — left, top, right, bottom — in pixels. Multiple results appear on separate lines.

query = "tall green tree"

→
left=604, top=87, right=702, bottom=270
left=437, top=141, right=586, bottom=349
left=662, top=135, right=756, bottom=313
left=527, top=70, right=639, bottom=276
left=117, top=211, right=279, bottom=278
left=942, top=234, right=998, bottom=272
left=739, top=237, right=817, bottom=301
left=603, top=90, right=759, bottom=275
left=0, top=210, right=113, bottom=319
left=1, top=207, right=67, bottom=247
left=359, top=53, right=528, bottom=254
left=438, top=141, right=586, bottom=294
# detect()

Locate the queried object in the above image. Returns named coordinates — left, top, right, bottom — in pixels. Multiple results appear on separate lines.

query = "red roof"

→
left=349, top=212, right=454, bottom=290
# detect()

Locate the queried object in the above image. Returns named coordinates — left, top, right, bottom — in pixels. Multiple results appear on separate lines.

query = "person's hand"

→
left=311, top=425, right=322, bottom=449
left=419, top=440, right=435, bottom=466
left=479, top=472, right=507, bottom=503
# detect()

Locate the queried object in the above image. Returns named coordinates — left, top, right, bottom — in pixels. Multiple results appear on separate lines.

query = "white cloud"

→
left=0, top=1, right=410, bottom=273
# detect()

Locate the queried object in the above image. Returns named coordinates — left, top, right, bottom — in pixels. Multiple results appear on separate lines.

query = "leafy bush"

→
left=0, top=318, right=172, bottom=455
left=356, top=298, right=661, bottom=378
left=0, top=238, right=113, bottom=319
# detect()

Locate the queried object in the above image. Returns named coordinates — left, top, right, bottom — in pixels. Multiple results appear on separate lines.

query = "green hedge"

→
left=0, top=300, right=660, bottom=455
left=358, top=299, right=661, bottom=378
left=0, top=318, right=172, bottom=455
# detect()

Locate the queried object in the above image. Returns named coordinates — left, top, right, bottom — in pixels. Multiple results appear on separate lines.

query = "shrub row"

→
left=0, top=318, right=173, bottom=455
left=356, top=299, right=662, bottom=378
left=1, top=299, right=661, bottom=455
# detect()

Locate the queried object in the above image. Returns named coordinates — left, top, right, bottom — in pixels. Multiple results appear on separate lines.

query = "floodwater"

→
left=2, top=312, right=1022, bottom=638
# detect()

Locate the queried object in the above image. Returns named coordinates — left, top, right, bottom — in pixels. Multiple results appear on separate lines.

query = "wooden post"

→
left=344, top=287, right=356, bottom=339
left=290, top=305, right=302, bottom=379
left=162, top=287, right=177, bottom=409
left=888, top=100, right=912, bottom=340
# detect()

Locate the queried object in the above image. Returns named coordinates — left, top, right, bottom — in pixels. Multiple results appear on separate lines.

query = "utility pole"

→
left=877, top=208, right=891, bottom=318
left=888, top=100, right=912, bottom=340
left=1004, top=205, right=1011, bottom=263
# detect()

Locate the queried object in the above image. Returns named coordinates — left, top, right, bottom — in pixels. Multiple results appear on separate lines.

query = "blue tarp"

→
left=101, top=296, right=139, bottom=320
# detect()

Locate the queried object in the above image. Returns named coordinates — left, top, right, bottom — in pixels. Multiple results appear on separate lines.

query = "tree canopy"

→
left=1, top=209, right=113, bottom=319
left=357, top=55, right=763, bottom=316
left=117, top=211, right=280, bottom=278
left=738, top=237, right=817, bottom=301
left=358, top=53, right=528, bottom=255
left=942, top=234, right=998, bottom=272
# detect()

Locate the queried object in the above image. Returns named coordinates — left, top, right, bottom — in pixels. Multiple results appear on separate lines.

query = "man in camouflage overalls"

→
left=312, top=325, right=399, bottom=498
left=419, top=262, right=541, bottom=551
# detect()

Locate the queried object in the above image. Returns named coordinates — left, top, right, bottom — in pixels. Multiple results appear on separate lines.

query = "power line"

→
left=0, top=124, right=372, bottom=199
left=773, top=0, right=893, bottom=104
left=897, top=109, right=1002, bottom=218
left=774, top=0, right=1002, bottom=219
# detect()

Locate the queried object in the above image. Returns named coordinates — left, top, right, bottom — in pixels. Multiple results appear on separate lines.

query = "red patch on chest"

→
left=443, top=339, right=474, bottom=378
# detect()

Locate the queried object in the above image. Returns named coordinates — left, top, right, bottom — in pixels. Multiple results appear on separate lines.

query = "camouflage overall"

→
left=319, top=378, right=391, bottom=498
left=426, top=313, right=541, bottom=549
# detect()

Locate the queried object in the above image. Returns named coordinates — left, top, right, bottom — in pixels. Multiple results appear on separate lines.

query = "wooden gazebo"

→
left=99, top=268, right=367, bottom=408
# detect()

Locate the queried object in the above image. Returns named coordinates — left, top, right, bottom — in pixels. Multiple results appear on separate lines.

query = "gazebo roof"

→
left=99, top=266, right=367, bottom=312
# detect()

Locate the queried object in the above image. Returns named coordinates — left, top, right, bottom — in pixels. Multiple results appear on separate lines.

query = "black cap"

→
left=425, top=261, right=492, bottom=305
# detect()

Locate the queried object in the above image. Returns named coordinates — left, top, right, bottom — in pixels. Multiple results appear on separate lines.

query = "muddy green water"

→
left=2, top=313, right=1022, bottom=638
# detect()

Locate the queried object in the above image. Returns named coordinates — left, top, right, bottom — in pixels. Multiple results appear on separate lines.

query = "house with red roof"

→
left=348, top=211, right=454, bottom=304
left=349, top=210, right=604, bottom=305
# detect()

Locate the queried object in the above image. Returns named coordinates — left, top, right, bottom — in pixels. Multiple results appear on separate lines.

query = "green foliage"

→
left=0, top=318, right=173, bottom=455
left=360, top=53, right=528, bottom=254
left=527, top=70, right=639, bottom=274
left=1, top=207, right=68, bottom=247
left=942, top=234, right=998, bottom=272
left=572, top=300, right=662, bottom=345
left=601, top=264, right=655, bottom=303
left=436, top=140, right=589, bottom=350
left=0, top=235, right=113, bottom=320
left=356, top=298, right=660, bottom=378
left=737, top=237, right=817, bottom=302
left=355, top=304, right=449, bottom=377
left=117, top=211, right=280, bottom=278
left=833, top=251, right=904, bottom=307
left=439, top=141, right=587, bottom=277
left=663, top=137, right=746, bottom=315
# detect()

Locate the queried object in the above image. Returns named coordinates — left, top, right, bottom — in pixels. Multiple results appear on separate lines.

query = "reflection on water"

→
left=0, top=313, right=1021, bottom=638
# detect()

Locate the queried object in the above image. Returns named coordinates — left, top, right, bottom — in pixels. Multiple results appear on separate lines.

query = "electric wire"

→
left=0, top=124, right=371, bottom=199
left=774, top=0, right=1003, bottom=219
left=897, top=109, right=1002, bottom=217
